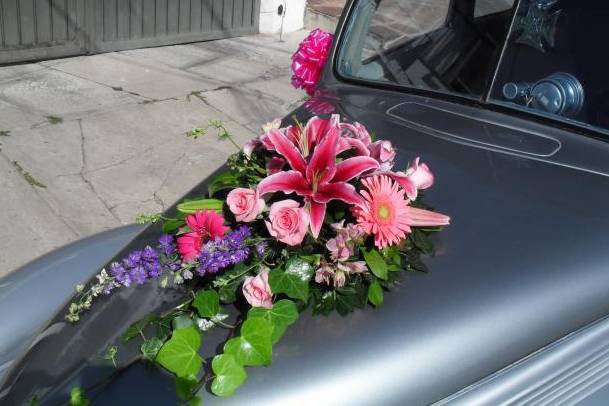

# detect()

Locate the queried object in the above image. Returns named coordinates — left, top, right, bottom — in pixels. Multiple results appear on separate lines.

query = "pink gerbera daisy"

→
left=354, top=175, right=450, bottom=249
left=354, top=175, right=412, bottom=249
left=177, top=210, right=229, bottom=262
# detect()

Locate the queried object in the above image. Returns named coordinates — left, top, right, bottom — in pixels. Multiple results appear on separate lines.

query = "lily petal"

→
left=314, top=182, right=365, bottom=206
left=304, top=114, right=340, bottom=151
left=407, top=207, right=450, bottom=226
left=257, top=170, right=311, bottom=197
left=308, top=199, right=326, bottom=238
left=333, top=156, right=379, bottom=182
left=267, top=129, right=307, bottom=174
left=306, top=123, right=338, bottom=184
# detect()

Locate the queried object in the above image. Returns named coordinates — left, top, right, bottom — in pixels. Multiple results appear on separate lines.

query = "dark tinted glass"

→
left=490, top=0, right=609, bottom=135
left=337, top=0, right=516, bottom=99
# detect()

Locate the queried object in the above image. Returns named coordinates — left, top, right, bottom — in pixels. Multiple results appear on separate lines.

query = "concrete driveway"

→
left=0, top=30, right=308, bottom=277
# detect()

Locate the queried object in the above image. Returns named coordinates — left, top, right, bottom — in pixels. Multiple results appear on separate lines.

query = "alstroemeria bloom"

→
left=369, top=140, right=396, bottom=171
left=257, top=117, right=380, bottom=238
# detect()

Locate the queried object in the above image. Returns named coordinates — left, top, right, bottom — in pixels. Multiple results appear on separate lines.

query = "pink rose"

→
left=242, top=270, right=273, bottom=308
left=265, top=200, right=309, bottom=246
left=227, top=188, right=264, bottom=222
left=407, top=157, right=434, bottom=190
left=369, top=140, right=396, bottom=171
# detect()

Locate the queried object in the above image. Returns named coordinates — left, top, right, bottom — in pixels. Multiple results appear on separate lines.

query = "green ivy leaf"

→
left=140, top=337, right=163, bottom=360
left=162, top=219, right=185, bottom=234
left=122, top=314, right=160, bottom=342
left=176, top=374, right=199, bottom=401
left=211, top=354, right=248, bottom=397
left=285, top=257, right=314, bottom=281
left=177, top=198, right=224, bottom=214
left=192, top=289, right=220, bottom=318
left=156, top=326, right=202, bottom=377
left=268, top=268, right=309, bottom=302
left=223, top=318, right=273, bottom=366
left=69, top=387, right=89, bottom=406
left=247, top=299, right=299, bottom=343
left=208, top=172, right=240, bottom=197
left=363, top=248, right=388, bottom=280
left=172, top=315, right=194, bottom=330
left=368, top=280, right=384, bottom=307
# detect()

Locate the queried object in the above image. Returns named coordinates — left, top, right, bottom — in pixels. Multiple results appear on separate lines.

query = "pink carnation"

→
left=227, top=188, right=264, bottom=222
left=242, top=270, right=273, bottom=308
left=265, top=200, right=310, bottom=246
left=291, top=29, right=334, bottom=95
left=177, top=210, right=229, bottom=262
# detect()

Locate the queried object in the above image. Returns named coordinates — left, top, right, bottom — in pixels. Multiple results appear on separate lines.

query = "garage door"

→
left=0, top=0, right=260, bottom=64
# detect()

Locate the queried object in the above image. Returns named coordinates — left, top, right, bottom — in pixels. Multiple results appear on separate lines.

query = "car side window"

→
left=489, top=0, right=609, bottom=135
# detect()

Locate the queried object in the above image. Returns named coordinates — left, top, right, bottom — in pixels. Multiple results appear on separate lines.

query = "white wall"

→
left=259, top=0, right=306, bottom=34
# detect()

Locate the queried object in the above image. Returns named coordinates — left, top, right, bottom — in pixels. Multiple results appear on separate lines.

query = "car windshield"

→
left=337, top=0, right=609, bottom=136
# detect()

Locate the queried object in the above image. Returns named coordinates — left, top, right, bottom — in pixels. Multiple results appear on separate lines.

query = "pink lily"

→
left=257, top=118, right=380, bottom=238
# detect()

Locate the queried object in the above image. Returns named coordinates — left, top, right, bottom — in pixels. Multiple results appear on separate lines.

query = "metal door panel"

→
left=0, top=0, right=260, bottom=64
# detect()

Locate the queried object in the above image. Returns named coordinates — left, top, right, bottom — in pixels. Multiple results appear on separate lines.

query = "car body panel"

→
left=0, top=225, right=143, bottom=383
left=3, top=1, right=609, bottom=404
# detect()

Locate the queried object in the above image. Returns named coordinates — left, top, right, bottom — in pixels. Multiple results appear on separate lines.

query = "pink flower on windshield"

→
left=257, top=116, right=380, bottom=238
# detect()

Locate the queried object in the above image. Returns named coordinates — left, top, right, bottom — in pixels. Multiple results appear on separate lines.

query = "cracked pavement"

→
left=0, top=30, right=308, bottom=277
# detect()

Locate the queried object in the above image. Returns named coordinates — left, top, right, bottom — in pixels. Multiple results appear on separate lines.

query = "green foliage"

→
left=312, top=284, right=367, bottom=316
left=268, top=257, right=314, bottom=302
left=367, top=280, right=384, bottom=307
left=411, top=228, right=435, bottom=255
left=45, top=115, right=63, bottom=124
left=211, top=354, right=247, bottom=397
left=135, top=212, right=162, bottom=224
left=69, top=387, right=89, bottom=406
left=162, top=218, right=185, bottom=234
left=247, top=299, right=299, bottom=343
left=187, top=127, right=206, bottom=138
left=156, top=326, right=202, bottom=377
left=193, top=289, right=220, bottom=318
left=103, top=345, right=118, bottom=367
left=208, top=172, right=241, bottom=197
left=223, top=318, right=273, bottom=366
left=269, top=268, right=309, bottom=302
left=176, top=374, right=199, bottom=401
left=213, top=263, right=254, bottom=303
left=122, top=314, right=160, bottom=342
left=177, top=198, right=224, bottom=214
left=141, top=337, right=163, bottom=360
left=362, top=248, right=388, bottom=280
left=172, top=315, right=195, bottom=330
left=226, top=151, right=266, bottom=185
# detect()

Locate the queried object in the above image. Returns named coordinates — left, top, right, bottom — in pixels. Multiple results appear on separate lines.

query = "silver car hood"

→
left=2, top=87, right=609, bottom=405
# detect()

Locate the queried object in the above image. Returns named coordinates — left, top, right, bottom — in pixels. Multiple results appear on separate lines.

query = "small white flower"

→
left=211, top=313, right=229, bottom=323
left=196, top=318, right=215, bottom=331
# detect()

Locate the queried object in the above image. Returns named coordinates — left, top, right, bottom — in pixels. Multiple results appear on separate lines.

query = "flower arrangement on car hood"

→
left=56, top=30, right=450, bottom=405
